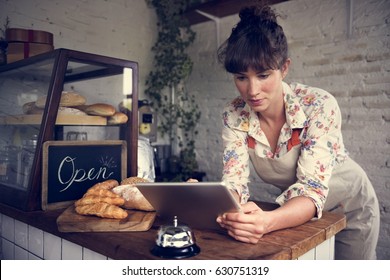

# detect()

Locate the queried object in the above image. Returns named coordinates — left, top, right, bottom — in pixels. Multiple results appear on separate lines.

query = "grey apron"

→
left=249, top=144, right=380, bottom=260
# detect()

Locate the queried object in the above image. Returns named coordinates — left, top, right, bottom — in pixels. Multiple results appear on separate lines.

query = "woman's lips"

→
left=249, top=98, right=264, bottom=106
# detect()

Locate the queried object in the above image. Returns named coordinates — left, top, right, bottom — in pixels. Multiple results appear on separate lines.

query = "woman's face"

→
left=233, top=60, right=289, bottom=114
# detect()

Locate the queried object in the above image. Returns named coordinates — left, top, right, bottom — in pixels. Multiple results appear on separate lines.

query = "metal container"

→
left=138, top=136, right=155, bottom=182
left=153, top=144, right=171, bottom=174
left=0, top=145, right=20, bottom=185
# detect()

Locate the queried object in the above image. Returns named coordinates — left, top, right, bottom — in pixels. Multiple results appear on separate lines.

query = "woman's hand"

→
left=216, top=201, right=269, bottom=244
left=217, top=197, right=316, bottom=244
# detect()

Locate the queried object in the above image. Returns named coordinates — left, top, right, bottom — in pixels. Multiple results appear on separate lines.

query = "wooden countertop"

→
left=0, top=202, right=346, bottom=260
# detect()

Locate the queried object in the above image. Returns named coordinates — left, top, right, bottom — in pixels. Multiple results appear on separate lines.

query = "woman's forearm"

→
left=265, top=196, right=316, bottom=233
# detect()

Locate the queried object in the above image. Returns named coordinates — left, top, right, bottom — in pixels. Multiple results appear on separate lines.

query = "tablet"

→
left=136, top=181, right=241, bottom=230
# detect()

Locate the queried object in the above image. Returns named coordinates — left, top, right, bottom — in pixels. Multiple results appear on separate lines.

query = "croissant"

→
left=75, top=202, right=128, bottom=219
left=75, top=195, right=125, bottom=207
left=85, top=188, right=120, bottom=198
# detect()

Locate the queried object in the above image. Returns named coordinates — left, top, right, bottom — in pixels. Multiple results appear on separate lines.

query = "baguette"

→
left=113, top=177, right=154, bottom=211
left=75, top=202, right=128, bottom=219
left=120, top=177, right=149, bottom=185
left=112, top=184, right=154, bottom=211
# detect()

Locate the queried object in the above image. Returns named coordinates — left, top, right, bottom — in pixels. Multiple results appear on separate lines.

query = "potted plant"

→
left=0, top=17, right=10, bottom=65
left=145, top=0, right=202, bottom=181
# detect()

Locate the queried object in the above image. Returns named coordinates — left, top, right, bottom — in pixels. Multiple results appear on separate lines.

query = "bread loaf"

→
left=85, top=103, right=116, bottom=116
left=113, top=177, right=155, bottom=211
left=121, top=177, right=149, bottom=185
left=35, top=91, right=86, bottom=108
left=59, top=91, right=87, bottom=107
left=75, top=202, right=128, bottom=219
left=107, top=112, right=128, bottom=125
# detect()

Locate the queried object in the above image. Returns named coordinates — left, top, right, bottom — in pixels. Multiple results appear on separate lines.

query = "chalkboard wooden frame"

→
left=42, top=140, right=127, bottom=210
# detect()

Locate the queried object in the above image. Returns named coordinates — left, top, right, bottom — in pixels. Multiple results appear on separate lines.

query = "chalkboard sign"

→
left=42, top=140, right=127, bottom=210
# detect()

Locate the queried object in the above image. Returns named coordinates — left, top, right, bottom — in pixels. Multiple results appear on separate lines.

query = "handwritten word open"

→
left=57, top=156, right=114, bottom=192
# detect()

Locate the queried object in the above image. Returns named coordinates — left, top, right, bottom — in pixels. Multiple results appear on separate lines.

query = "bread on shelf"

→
left=85, top=103, right=116, bottom=116
left=35, top=91, right=87, bottom=108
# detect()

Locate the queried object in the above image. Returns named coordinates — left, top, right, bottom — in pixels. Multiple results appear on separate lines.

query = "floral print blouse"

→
left=221, top=82, right=348, bottom=218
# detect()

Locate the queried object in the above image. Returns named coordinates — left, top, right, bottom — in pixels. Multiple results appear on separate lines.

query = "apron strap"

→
left=247, top=135, right=256, bottom=149
left=287, top=129, right=302, bottom=151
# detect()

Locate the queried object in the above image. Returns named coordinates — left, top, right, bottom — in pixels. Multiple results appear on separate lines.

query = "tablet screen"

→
left=136, top=181, right=241, bottom=230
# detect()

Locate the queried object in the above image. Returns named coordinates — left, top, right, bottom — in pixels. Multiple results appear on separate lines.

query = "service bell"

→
left=151, top=216, right=200, bottom=259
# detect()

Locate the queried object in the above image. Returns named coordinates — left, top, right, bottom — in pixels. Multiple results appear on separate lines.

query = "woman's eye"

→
left=234, top=76, right=246, bottom=81
left=258, top=74, right=270, bottom=79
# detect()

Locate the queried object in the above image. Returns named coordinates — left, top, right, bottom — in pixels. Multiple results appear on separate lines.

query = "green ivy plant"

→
left=145, top=0, right=201, bottom=181
left=0, top=17, right=10, bottom=65
left=0, top=16, right=10, bottom=40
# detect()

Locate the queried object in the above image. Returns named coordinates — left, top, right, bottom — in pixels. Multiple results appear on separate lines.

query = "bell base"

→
left=151, top=244, right=200, bottom=259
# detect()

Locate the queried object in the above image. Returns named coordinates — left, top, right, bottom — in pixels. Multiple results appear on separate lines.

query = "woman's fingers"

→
left=216, top=202, right=267, bottom=244
left=225, top=226, right=264, bottom=244
left=217, top=218, right=261, bottom=243
left=219, top=214, right=265, bottom=235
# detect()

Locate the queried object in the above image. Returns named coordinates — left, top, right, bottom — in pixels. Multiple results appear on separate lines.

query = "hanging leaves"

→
left=145, top=0, right=202, bottom=180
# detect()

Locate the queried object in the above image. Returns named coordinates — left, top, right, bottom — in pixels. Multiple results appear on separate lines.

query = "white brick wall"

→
left=187, top=0, right=390, bottom=259
left=0, top=0, right=156, bottom=97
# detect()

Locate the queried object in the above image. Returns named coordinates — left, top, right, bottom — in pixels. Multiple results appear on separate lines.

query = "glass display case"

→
left=0, top=49, right=139, bottom=211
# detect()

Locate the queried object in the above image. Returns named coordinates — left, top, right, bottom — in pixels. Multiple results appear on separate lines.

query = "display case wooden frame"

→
left=0, top=48, right=139, bottom=211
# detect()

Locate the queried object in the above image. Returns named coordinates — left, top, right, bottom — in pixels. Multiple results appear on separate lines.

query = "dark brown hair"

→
left=217, top=5, right=288, bottom=73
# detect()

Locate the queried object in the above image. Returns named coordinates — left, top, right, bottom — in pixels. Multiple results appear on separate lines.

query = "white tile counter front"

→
left=1, top=213, right=108, bottom=260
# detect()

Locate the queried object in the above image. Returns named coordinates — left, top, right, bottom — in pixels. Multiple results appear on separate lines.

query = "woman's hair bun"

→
left=218, top=3, right=288, bottom=73
left=239, top=5, right=278, bottom=26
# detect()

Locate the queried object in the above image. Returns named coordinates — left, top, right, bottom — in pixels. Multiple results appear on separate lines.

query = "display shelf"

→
left=0, top=114, right=108, bottom=125
left=0, top=48, right=139, bottom=211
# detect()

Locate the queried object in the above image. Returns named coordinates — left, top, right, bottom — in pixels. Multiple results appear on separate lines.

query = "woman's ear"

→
left=281, top=58, right=291, bottom=79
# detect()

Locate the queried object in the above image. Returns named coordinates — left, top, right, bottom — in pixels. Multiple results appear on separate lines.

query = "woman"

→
left=216, top=4, right=380, bottom=260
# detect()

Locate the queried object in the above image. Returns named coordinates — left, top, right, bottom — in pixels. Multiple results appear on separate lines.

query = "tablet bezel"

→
left=135, top=181, right=241, bottom=229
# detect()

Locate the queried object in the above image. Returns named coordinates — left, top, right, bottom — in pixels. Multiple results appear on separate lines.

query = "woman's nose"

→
left=248, top=79, right=261, bottom=97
